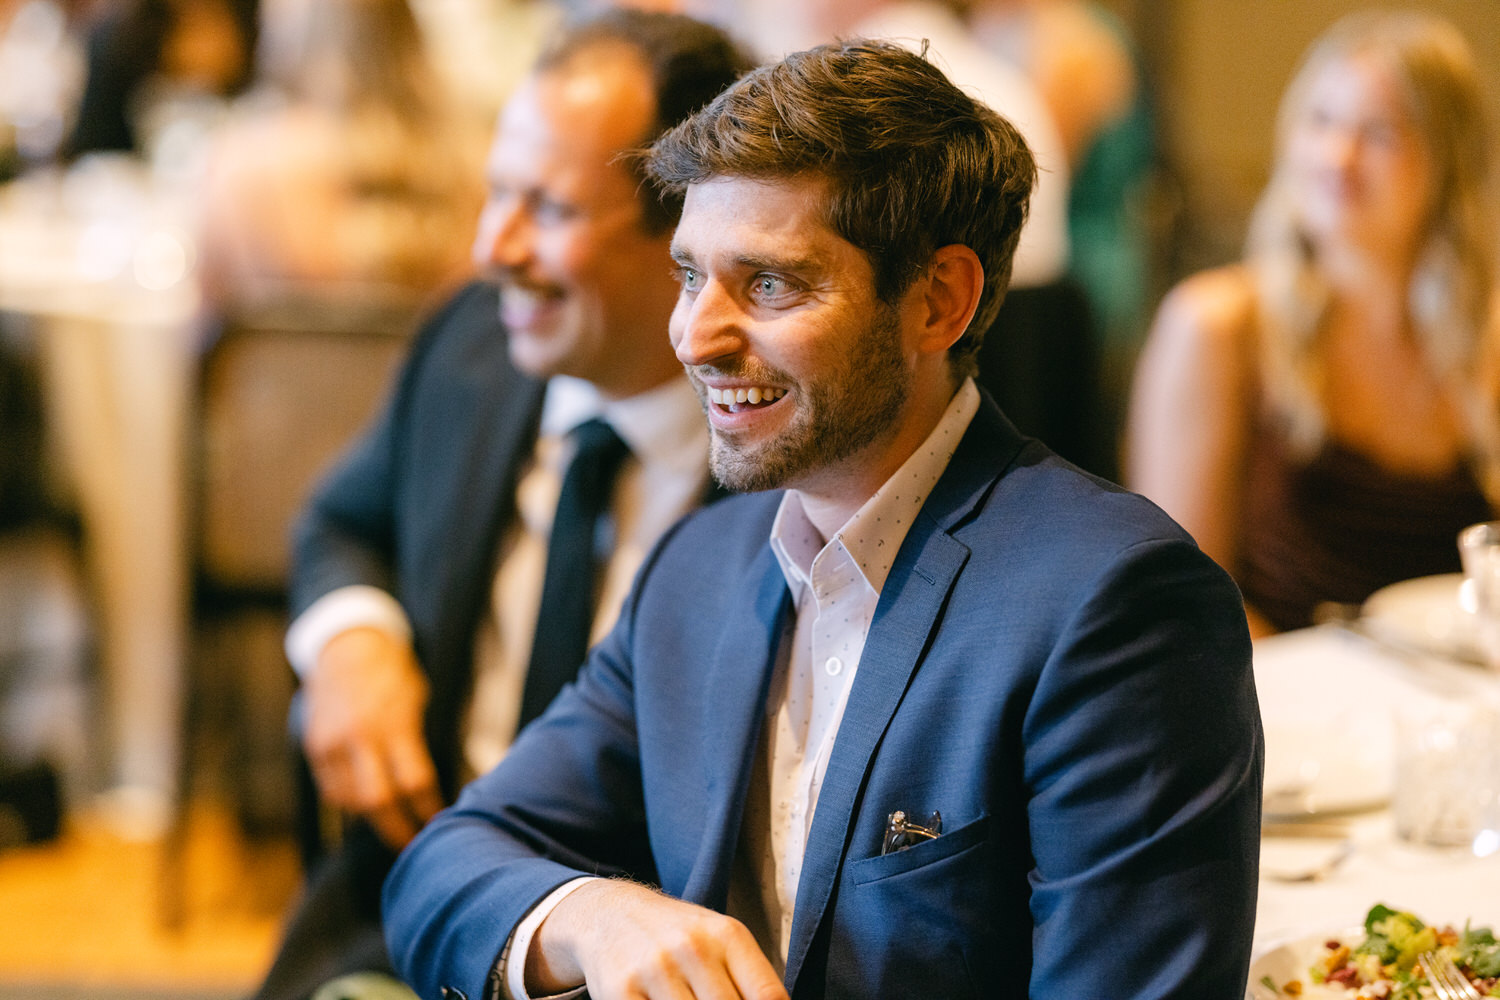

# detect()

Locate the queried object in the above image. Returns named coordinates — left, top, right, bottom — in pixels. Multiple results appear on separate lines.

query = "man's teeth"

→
left=707, top=386, right=786, bottom=406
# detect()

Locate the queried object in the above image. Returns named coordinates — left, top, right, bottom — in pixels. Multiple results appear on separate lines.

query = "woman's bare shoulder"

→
left=1153, top=264, right=1259, bottom=349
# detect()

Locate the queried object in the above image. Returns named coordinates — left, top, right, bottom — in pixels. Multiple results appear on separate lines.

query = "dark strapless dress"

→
left=1236, top=426, right=1493, bottom=632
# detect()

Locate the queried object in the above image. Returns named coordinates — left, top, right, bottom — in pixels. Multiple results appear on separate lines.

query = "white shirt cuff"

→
left=283, top=585, right=413, bottom=680
left=500, top=877, right=600, bottom=1000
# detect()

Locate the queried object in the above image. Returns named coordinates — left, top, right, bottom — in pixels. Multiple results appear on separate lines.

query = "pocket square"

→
left=881, top=808, right=942, bottom=855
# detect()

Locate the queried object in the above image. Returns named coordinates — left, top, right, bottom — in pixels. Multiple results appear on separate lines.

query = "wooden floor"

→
left=0, top=797, right=300, bottom=999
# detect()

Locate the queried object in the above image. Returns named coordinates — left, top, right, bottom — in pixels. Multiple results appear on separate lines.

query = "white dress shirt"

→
left=501, top=379, right=980, bottom=998
left=284, top=372, right=709, bottom=778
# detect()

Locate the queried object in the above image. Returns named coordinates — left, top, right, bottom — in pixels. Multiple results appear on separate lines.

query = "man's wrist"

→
left=499, top=877, right=598, bottom=1000
left=284, top=585, right=412, bottom=679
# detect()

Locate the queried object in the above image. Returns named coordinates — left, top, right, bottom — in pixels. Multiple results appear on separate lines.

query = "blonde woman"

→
left=1127, top=10, right=1498, bottom=636
left=198, top=0, right=484, bottom=306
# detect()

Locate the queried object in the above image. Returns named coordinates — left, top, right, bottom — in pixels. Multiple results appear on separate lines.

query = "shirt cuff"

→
left=499, top=877, right=600, bottom=1000
left=283, top=585, right=412, bottom=680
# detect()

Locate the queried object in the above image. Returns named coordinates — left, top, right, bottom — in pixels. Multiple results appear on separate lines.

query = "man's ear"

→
left=913, top=244, right=984, bottom=355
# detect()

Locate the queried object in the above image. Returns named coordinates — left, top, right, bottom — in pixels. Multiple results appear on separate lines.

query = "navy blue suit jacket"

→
left=382, top=392, right=1263, bottom=1000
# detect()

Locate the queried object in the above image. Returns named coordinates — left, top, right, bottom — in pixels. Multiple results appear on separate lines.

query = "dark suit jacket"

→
left=291, top=280, right=547, bottom=800
left=382, top=392, right=1264, bottom=1000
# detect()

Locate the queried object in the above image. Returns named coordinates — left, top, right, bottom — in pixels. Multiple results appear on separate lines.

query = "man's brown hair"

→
left=642, top=38, right=1035, bottom=373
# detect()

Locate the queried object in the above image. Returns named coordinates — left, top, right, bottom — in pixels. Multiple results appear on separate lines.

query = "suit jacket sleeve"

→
left=380, top=491, right=784, bottom=1000
left=1019, top=534, right=1261, bottom=999
left=287, top=284, right=488, bottom=619
left=380, top=536, right=665, bottom=1000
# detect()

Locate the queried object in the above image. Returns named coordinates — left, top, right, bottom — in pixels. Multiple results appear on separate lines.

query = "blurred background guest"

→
left=195, top=0, right=483, bottom=310
left=246, top=11, right=749, bottom=1000
left=0, top=0, right=85, bottom=176
left=61, top=0, right=257, bottom=161
left=962, top=0, right=1158, bottom=462
left=1127, top=9, right=1498, bottom=637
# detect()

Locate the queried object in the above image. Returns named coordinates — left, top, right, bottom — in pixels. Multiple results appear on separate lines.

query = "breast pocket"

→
left=827, top=814, right=1004, bottom=998
left=847, top=811, right=989, bottom=885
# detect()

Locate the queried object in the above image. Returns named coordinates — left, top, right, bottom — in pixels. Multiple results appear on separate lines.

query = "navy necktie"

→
left=517, top=418, right=630, bottom=729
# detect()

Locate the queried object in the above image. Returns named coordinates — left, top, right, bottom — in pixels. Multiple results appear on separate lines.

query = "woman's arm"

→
left=1125, top=266, right=1273, bottom=633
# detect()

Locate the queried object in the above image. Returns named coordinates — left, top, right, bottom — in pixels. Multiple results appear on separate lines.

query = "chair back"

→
left=195, top=292, right=421, bottom=596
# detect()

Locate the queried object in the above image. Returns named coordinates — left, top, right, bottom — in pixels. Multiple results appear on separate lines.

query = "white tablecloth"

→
left=1254, top=625, right=1500, bottom=948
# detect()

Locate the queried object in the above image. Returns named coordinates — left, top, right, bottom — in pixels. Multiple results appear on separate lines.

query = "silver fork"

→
left=1421, top=950, right=1482, bottom=1000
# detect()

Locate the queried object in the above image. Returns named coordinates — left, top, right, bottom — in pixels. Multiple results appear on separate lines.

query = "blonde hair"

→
left=1245, top=9, right=1498, bottom=485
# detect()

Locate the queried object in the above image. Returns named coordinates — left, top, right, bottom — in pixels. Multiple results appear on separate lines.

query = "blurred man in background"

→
left=252, top=10, right=751, bottom=999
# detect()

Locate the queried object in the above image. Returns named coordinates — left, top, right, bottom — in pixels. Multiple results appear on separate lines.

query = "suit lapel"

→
left=411, top=285, right=546, bottom=649
left=420, top=291, right=546, bottom=789
left=782, top=393, right=1026, bottom=988
left=446, top=374, right=544, bottom=595
left=681, top=544, right=792, bottom=908
left=434, top=361, right=543, bottom=644
left=782, top=515, right=970, bottom=987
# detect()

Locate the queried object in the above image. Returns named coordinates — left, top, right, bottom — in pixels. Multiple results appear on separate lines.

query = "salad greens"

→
left=1293, top=904, right=1500, bottom=998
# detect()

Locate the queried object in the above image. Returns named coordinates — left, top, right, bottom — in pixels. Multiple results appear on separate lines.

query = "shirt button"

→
left=824, top=656, right=843, bottom=676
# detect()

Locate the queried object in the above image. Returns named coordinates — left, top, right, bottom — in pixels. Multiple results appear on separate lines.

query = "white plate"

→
left=1361, top=574, right=1481, bottom=664
left=1246, top=928, right=1360, bottom=999
left=1254, top=629, right=1398, bottom=818
left=1260, top=719, right=1391, bottom=819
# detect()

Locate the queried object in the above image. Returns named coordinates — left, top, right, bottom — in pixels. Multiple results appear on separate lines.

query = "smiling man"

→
left=384, top=39, right=1263, bottom=1000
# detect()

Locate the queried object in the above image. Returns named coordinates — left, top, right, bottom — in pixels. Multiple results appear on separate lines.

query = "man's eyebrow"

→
left=736, top=250, right=828, bottom=274
left=667, top=245, right=830, bottom=274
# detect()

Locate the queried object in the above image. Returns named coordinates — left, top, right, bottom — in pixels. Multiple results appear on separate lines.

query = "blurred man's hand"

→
left=302, top=626, right=443, bottom=849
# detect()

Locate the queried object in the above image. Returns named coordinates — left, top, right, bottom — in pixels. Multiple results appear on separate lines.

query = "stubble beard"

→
left=708, top=306, right=910, bottom=494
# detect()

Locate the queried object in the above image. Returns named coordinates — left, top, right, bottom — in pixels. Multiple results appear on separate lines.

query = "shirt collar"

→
left=540, top=373, right=709, bottom=478
left=770, top=377, right=980, bottom=598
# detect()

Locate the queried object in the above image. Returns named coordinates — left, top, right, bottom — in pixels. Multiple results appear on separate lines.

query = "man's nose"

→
left=473, top=198, right=532, bottom=273
left=673, top=278, right=744, bottom=366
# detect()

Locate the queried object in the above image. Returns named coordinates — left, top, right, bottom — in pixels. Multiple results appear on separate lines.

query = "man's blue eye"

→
left=532, top=198, right=573, bottom=224
left=676, top=266, right=701, bottom=290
